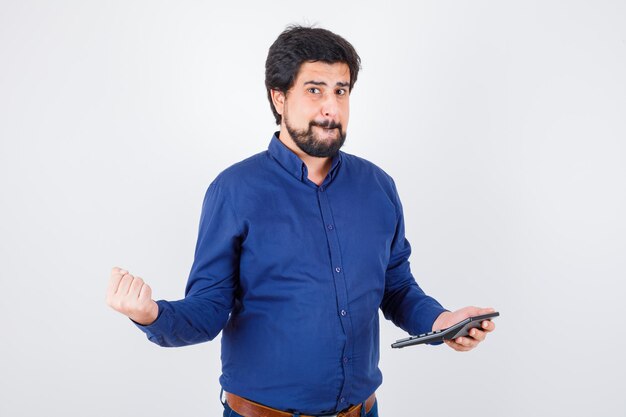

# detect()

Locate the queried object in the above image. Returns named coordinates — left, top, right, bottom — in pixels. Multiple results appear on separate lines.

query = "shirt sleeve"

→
left=380, top=179, right=447, bottom=340
left=133, top=180, right=242, bottom=347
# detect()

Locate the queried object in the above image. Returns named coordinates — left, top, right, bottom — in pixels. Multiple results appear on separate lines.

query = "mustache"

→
left=310, top=120, right=342, bottom=130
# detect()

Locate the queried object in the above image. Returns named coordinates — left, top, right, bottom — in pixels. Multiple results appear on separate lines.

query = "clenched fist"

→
left=106, top=267, right=159, bottom=326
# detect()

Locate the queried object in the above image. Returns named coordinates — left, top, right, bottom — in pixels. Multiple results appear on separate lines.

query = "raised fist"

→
left=106, top=267, right=159, bottom=326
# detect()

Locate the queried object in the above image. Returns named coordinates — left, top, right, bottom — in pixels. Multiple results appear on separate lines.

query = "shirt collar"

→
left=267, top=132, right=343, bottom=184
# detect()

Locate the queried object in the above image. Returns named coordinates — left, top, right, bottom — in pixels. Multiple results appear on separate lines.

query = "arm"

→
left=378, top=180, right=497, bottom=350
left=380, top=179, right=447, bottom=338
left=106, top=181, right=242, bottom=347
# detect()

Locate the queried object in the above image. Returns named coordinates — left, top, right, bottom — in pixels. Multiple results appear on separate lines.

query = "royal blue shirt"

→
left=135, top=132, right=446, bottom=415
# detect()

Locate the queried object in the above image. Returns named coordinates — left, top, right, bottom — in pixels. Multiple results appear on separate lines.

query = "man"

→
left=106, top=25, right=496, bottom=417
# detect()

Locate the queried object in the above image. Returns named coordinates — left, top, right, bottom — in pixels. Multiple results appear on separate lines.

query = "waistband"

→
left=224, top=391, right=376, bottom=417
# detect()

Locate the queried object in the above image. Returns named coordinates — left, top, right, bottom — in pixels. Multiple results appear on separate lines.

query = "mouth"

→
left=316, top=126, right=339, bottom=137
left=315, top=125, right=338, bottom=132
left=311, top=121, right=342, bottom=139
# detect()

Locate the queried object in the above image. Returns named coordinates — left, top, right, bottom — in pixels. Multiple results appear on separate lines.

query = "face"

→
left=273, top=61, right=351, bottom=158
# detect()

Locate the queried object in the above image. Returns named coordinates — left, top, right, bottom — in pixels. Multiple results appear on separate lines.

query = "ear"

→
left=270, top=89, right=286, bottom=116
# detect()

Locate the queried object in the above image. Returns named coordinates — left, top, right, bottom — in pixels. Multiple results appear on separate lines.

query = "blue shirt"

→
left=136, top=133, right=446, bottom=415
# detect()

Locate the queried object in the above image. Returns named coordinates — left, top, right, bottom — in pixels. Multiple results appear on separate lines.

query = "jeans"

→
left=222, top=398, right=379, bottom=417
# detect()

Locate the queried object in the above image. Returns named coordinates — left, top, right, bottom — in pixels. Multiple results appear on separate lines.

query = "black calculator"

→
left=391, top=312, right=499, bottom=348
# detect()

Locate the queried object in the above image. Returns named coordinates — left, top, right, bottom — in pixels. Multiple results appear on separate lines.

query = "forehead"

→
left=293, top=61, right=350, bottom=85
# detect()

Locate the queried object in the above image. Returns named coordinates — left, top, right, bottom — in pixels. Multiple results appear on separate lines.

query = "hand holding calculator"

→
left=391, top=312, right=500, bottom=348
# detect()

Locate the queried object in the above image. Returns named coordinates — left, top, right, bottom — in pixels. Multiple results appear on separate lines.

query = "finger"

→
left=445, top=340, right=472, bottom=352
left=457, top=306, right=479, bottom=317
left=117, top=273, right=134, bottom=295
left=455, top=336, right=479, bottom=349
left=468, top=328, right=486, bottom=342
left=107, top=270, right=125, bottom=298
left=138, top=282, right=152, bottom=303
left=475, top=307, right=496, bottom=316
left=128, top=276, right=145, bottom=298
left=482, top=320, right=496, bottom=332
left=111, top=266, right=129, bottom=277
left=446, top=338, right=472, bottom=351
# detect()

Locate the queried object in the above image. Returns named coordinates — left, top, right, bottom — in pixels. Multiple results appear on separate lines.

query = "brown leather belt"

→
left=225, top=392, right=376, bottom=417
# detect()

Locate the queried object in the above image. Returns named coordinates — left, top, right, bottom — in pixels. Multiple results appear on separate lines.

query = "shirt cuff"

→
left=421, top=306, right=450, bottom=346
left=130, top=300, right=170, bottom=343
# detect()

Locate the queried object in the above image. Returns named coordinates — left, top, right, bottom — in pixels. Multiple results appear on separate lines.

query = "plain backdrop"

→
left=1, top=1, right=625, bottom=416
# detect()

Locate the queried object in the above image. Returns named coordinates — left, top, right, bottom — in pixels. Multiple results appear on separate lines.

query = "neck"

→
left=277, top=128, right=332, bottom=186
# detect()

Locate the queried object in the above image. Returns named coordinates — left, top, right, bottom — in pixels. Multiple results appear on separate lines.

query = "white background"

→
left=1, top=1, right=625, bottom=416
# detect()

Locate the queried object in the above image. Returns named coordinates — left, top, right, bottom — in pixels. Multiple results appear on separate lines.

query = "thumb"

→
left=461, top=306, right=495, bottom=318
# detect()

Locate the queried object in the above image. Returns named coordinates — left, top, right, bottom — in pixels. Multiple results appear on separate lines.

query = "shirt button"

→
left=340, top=397, right=345, bottom=403
left=319, top=186, right=325, bottom=192
left=335, top=267, right=341, bottom=273
left=340, top=310, right=347, bottom=316
left=327, top=224, right=334, bottom=230
left=343, top=357, right=349, bottom=364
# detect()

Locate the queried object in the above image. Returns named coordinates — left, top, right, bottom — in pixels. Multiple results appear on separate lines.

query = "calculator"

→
left=391, top=312, right=499, bottom=348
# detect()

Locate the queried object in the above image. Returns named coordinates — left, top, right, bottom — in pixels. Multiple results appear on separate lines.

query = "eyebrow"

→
left=304, top=80, right=350, bottom=88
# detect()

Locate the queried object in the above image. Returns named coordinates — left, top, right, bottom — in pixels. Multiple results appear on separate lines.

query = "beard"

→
left=284, top=113, right=347, bottom=158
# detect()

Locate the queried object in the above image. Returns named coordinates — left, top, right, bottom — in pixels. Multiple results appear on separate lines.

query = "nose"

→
left=320, top=93, right=339, bottom=119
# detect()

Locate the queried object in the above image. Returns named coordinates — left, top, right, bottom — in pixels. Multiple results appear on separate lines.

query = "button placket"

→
left=316, top=186, right=354, bottom=408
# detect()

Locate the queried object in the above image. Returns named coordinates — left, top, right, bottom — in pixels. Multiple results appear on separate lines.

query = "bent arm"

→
left=133, top=181, right=242, bottom=347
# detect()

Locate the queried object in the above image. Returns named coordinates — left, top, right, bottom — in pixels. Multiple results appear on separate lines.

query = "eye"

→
left=308, top=87, right=321, bottom=94
left=336, top=88, right=347, bottom=96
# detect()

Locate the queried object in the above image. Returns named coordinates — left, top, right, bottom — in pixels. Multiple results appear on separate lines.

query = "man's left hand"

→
left=432, top=306, right=496, bottom=352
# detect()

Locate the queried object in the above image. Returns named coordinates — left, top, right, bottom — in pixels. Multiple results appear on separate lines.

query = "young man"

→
left=106, top=25, right=496, bottom=417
